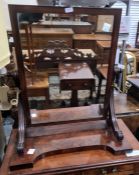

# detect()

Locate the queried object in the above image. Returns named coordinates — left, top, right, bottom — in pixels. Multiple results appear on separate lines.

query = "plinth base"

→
left=10, top=120, right=132, bottom=171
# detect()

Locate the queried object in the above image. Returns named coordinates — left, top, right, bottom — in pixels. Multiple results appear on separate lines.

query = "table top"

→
left=73, top=33, right=111, bottom=41
left=97, top=65, right=108, bottom=79
left=31, top=92, right=139, bottom=125
left=114, top=93, right=139, bottom=116
left=36, top=20, right=92, bottom=26
left=20, top=28, right=74, bottom=35
left=26, top=71, right=49, bottom=89
left=1, top=119, right=139, bottom=175
left=128, top=76, right=139, bottom=88
left=97, top=40, right=111, bottom=49
left=125, top=48, right=139, bottom=52
left=59, top=62, right=94, bottom=80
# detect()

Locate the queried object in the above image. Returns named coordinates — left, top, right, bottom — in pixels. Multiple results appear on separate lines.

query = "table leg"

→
left=89, top=88, right=93, bottom=99
left=96, top=74, right=103, bottom=103
left=45, top=88, right=50, bottom=105
left=71, top=90, right=78, bottom=107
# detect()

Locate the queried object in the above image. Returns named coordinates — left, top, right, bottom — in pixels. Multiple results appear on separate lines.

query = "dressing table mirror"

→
left=7, top=4, right=133, bottom=171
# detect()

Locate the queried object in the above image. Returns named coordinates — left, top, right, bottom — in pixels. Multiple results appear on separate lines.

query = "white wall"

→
left=7, top=0, right=38, bottom=5
left=2, top=0, right=11, bottom=30
left=111, top=1, right=139, bottom=47
left=3, top=0, right=38, bottom=30
left=128, top=1, right=139, bottom=47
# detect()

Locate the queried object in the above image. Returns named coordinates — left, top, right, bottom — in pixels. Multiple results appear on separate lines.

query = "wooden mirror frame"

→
left=9, top=5, right=122, bottom=152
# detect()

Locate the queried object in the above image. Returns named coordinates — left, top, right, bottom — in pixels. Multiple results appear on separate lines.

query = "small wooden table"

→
left=59, top=62, right=95, bottom=106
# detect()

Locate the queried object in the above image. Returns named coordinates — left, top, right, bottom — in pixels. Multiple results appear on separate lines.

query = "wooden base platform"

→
left=31, top=93, right=139, bottom=126
left=9, top=119, right=132, bottom=171
left=2, top=119, right=139, bottom=175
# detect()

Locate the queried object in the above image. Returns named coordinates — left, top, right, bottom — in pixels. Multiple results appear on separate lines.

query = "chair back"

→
left=122, top=51, right=136, bottom=92
left=35, top=48, right=97, bottom=73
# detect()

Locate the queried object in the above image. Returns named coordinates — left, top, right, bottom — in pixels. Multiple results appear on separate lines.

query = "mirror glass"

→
left=17, top=11, right=114, bottom=124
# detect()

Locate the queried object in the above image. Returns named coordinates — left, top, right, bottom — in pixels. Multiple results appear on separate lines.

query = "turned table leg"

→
left=71, top=90, right=78, bottom=107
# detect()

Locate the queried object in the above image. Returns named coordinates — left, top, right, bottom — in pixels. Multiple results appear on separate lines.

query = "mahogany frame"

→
left=9, top=5, right=122, bottom=153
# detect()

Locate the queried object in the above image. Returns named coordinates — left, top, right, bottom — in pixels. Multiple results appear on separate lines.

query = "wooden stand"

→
left=7, top=5, right=133, bottom=174
left=10, top=119, right=131, bottom=171
left=1, top=119, right=139, bottom=175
